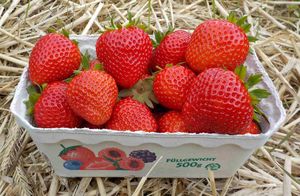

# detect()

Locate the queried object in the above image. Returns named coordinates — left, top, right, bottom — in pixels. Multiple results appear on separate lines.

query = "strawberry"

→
left=153, top=65, right=196, bottom=110
left=158, top=111, right=189, bottom=133
left=96, top=26, right=152, bottom=88
left=59, top=145, right=96, bottom=164
left=67, top=70, right=118, bottom=126
left=152, top=30, right=191, bottom=70
left=33, top=82, right=82, bottom=128
left=240, top=121, right=261, bottom=134
left=182, top=67, right=253, bottom=134
left=29, top=33, right=81, bottom=84
left=185, top=18, right=250, bottom=72
left=106, top=98, right=157, bottom=132
left=89, top=58, right=102, bottom=70
left=182, top=66, right=269, bottom=134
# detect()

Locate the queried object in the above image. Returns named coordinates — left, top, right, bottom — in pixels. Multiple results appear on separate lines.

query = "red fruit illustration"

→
left=119, top=157, right=145, bottom=171
left=59, top=145, right=96, bottom=164
left=81, top=157, right=116, bottom=170
left=29, top=33, right=81, bottom=84
left=98, top=147, right=127, bottom=161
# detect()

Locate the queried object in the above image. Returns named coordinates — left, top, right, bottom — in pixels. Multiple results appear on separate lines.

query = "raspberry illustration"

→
left=129, top=150, right=156, bottom=163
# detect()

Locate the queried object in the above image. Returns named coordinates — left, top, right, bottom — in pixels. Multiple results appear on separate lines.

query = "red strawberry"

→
left=106, top=98, right=157, bottom=132
left=240, top=121, right=261, bottom=134
left=182, top=68, right=253, bottom=134
left=158, top=111, right=189, bottom=133
left=185, top=20, right=249, bottom=72
left=59, top=145, right=96, bottom=164
left=33, top=82, right=82, bottom=128
left=67, top=70, right=118, bottom=125
left=29, top=33, right=81, bottom=84
left=152, top=30, right=191, bottom=70
left=153, top=65, right=196, bottom=110
left=96, top=26, right=152, bottom=88
left=89, top=59, right=102, bottom=70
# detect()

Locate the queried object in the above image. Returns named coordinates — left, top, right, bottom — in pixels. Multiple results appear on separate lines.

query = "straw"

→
left=0, top=0, right=299, bottom=195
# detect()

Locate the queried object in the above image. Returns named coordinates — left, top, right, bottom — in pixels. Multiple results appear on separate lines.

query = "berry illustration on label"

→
left=59, top=145, right=157, bottom=171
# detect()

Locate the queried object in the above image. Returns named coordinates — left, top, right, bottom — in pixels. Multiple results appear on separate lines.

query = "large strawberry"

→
left=96, top=26, right=152, bottom=88
left=185, top=15, right=252, bottom=72
left=59, top=145, right=96, bottom=164
left=182, top=66, right=269, bottom=134
left=33, top=82, right=82, bottom=128
left=106, top=98, right=157, bottom=132
left=152, top=30, right=191, bottom=70
left=29, top=33, right=81, bottom=84
left=153, top=65, right=195, bottom=110
left=67, top=70, right=118, bottom=125
left=158, top=111, right=189, bottom=133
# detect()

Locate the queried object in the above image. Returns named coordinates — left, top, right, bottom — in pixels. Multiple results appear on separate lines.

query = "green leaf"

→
left=245, top=74, right=262, bottom=89
left=72, top=39, right=79, bottom=45
left=236, top=15, right=247, bottom=26
left=118, top=89, right=133, bottom=97
left=250, top=89, right=271, bottom=99
left=61, top=28, right=70, bottom=38
left=24, top=85, right=42, bottom=115
left=227, top=12, right=237, bottom=23
left=234, top=65, right=247, bottom=81
left=94, top=63, right=103, bottom=71
left=81, top=52, right=90, bottom=70
left=47, top=27, right=56, bottom=33
left=241, top=23, right=251, bottom=33
left=58, top=144, right=81, bottom=156
left=247, top=36, right=258, bottom=42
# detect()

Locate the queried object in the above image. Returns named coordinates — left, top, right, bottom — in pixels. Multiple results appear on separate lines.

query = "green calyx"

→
left=151, top=26, right=174, bottom=48
left=58, top=144, right=81, bottom=156
left=103, top=11, right=147, bottom=32
left=47, top=27, right=78, bottom=45
left=24, top=83, right=47, bottom=115
left=227, top=12, right=258, bottom=43
left=234, top=65, right=271, bottom=122
left=119, top=76, right=158, bottom=108
left=65, top=52, right=103, bottom=82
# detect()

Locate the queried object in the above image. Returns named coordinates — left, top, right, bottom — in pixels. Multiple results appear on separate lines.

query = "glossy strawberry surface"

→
left=34, top=82, right=82, bottom=128
left=153, top=65, right=196, bottom=110
left=67, top=70, right=118, bottom=125
left=96, top=27, right=152, bottom=88
left=29, top=33, right=81, bottom=84
left=152, top=30, right=191, bottom=70
left=186, top=20, right=249, bottom=72
left=158, top=111, right=189, bottom=133
left=182, top=68, right=253, bottom=134
left=106, top=98, right=157, bottom=132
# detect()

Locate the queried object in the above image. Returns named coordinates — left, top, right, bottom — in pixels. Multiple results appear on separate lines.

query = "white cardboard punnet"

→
left=10, top=35, right=286, bottom=178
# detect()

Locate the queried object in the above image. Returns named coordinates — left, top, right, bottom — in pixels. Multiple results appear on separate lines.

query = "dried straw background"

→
left=0, top=0, right=299, bottom=195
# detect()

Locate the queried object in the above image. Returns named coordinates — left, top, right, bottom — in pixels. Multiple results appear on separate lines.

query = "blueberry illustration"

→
left=63, top=160, right=82, bottom=170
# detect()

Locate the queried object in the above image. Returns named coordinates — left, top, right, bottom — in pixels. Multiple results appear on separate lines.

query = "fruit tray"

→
left=10, top=35, right=286, bottom=178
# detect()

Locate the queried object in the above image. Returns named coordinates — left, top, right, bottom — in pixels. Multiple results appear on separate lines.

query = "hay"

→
left=0, top=0, right=299, bottom=195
